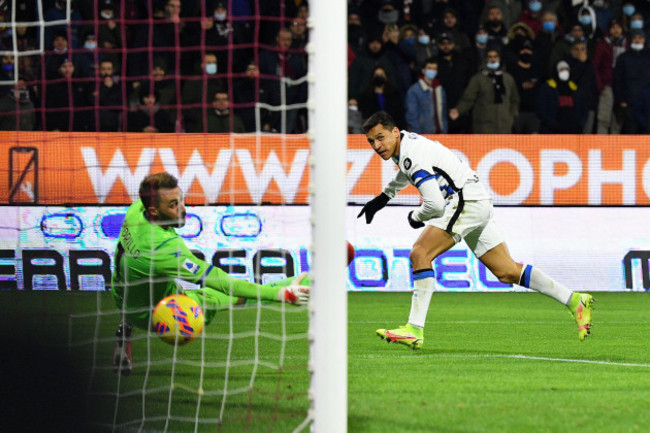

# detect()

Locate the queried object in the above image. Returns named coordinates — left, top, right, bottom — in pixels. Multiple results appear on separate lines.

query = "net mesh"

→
left=0, top=1, right=313, bottom=432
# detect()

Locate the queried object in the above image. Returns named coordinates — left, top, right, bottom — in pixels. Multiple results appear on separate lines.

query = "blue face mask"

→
left=205, top=63, right=217, bottom=75
left=404, top=37, right=415, bottom=45
left=84, top=42, right=96, bottom=50
left=424, top=69, right=437, bottom=81
left=476, top=34, right=488, bottom=44
left=623, top=5, right=635, bottom=16
left=542, top=21, right=556, bottom=32
left=2, top=64, right=13, bottom=73
left=486, top=61, right=500, bottom=70
left=579, top=16, right=592, bottom=26
left=631, top=19, right=644, bottom=29
left=418, top=35, right=430, bottom=45
left=529, top=1, right=542, bottom=13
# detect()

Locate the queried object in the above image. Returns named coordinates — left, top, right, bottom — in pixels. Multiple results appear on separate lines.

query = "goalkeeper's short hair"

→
left=139, top=172, right=179, bottom=208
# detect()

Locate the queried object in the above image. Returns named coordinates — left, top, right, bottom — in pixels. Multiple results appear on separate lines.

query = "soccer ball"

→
left=152, top=294, right=204, bottom=346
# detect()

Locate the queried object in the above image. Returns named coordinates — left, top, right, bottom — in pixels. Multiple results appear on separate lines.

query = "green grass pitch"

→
left=1, top=291, right=649, bottom=433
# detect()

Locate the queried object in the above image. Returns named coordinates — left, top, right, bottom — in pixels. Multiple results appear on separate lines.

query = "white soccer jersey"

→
left=383, top=131, right=490, bottom=222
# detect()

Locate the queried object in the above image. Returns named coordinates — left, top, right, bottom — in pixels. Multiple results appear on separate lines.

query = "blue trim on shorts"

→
left=413, top=269, right=435, bottom=280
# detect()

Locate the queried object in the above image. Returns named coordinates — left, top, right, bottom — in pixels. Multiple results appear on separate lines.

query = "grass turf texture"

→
left=1, top=291, right=649, bottom=432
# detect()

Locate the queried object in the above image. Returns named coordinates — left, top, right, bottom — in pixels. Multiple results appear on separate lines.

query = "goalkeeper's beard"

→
left=158, top=210, right=186, bottom=228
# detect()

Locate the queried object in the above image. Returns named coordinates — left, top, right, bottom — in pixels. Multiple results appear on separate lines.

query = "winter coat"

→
left=455, top=67, right=520, bottom=133
left=405, top=78, right=448, bottom=134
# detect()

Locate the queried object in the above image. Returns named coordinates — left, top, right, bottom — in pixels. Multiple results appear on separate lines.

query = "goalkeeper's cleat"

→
left=569, top=292, right=594, bottom=341
left=279, top=272, right=310, bottom=306
left=376, top=324, right=423, bottom=350
left=113, top=322, right=133, bottom=376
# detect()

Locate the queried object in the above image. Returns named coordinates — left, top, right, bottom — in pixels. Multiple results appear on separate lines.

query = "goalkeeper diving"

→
left=111, top=172, right=310, bottom=375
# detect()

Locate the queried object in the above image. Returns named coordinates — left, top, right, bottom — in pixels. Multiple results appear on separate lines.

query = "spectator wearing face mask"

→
left=348, top=33, right=397, bottom=101
left=576, top=4, right=602, bottom=55
left=535, top=11, right=562, bottom=78
left=621, top=2, right=638, bottom=32
left=358, top=65, right=405, bottom=127
left=613, top=29, right=650, bottom=133
left=405, top=57, right=448, bottom=134
left=507, top=39, right=542, bottom=133
left=414, top=29, right=438, bottom=68
left=478, top=0, right=522, bottom=31
left=0, top=79, right=35, bottom=131
left=483, top=5, right=508, bottom=49
left=181, top=52, right=225, bottom=133
left=516, top=0, right=544, bottom=36
left=536, top=60, right=586, bottom=133
left=436, top=32, right=471, bottom=133
left=468, top=26, right=490, bottom=73
left=449, top=46, right=520, bottom=133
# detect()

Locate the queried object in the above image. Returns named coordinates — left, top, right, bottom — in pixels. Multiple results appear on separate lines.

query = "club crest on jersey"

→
left=403, top=158, right=412, bottom=170
left=183, top=259, right=200, bottom=274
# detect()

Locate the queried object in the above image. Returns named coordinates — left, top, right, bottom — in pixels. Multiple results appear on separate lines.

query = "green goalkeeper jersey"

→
left=110, top=200, right=211, bottom=312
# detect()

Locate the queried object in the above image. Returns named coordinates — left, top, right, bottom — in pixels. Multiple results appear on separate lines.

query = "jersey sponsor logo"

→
left=183, top=259, right=200, bottom=274
left=403, top=158, right=412, bottom=170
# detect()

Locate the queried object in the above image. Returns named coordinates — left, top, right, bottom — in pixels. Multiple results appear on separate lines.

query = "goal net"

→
left=0, top=1, right=347, bottom=432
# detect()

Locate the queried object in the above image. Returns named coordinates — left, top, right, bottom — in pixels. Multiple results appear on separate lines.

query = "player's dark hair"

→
left=362, top=111, right=397, bottom=133
left=139, top=172, right=178, bottom=208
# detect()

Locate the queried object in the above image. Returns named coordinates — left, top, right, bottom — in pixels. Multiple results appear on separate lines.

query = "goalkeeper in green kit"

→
left=111, top=172, right=310, bottom=375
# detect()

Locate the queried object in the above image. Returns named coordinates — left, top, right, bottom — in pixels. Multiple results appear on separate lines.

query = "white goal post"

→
left=307, top=1, right=348, bottom=432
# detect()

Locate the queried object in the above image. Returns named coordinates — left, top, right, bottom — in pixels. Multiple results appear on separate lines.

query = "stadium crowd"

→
left=1, top=0, right=650, bottom=134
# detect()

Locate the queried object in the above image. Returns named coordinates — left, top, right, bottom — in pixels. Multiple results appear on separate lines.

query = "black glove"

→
left=408, top=211, right=425, bottom=229
left=357, top=193, right=390, bottom=224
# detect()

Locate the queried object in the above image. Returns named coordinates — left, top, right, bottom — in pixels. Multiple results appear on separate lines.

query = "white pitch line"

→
left=357, top=352, right=650, bottom=368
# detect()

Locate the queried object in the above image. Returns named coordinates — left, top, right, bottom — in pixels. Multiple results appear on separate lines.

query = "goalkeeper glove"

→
left=357, top=193, right=390, bottom=224
left=408, top=211, right=425, bottom=229
left=278, top=272, right=310, bottom=306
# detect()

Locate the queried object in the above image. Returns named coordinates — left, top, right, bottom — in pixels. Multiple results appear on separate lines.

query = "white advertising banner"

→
left=0, top=206, right=648, bottom=292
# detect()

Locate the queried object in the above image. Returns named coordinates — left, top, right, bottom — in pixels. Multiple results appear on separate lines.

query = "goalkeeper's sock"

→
left=519, top=264, right=573, bottom=305
left=407, top=269, right=435, bottom=329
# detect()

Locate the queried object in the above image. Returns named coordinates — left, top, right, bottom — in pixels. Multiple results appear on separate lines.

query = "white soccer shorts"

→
left=426, top=196, right=505, bottom=258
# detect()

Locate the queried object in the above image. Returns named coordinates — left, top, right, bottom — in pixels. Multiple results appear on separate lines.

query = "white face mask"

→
left=631, top=42, right=645, bottom=51
left=214, top=12, right=227, bottom=21
left=348, top=104, right=358, bottom=112
left=558, top=70, right=570, bottom=81
left=101, top=11, right=113, bottom=19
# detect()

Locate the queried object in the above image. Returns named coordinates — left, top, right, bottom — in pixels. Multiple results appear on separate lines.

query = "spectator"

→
left=593, top=18, right=627, bottom=134
left=414, top=28, right=438, bottom=68
left=44, top=59, right=94, bottom=131
left=348, top=33, right=397, bottom=101
left=613, top=29, right=650, bottom=133
left=43, top=0, right=82, bottom=50
left=436, top=32, right=471, bottom=133
left=621, top=2, right=637, bottom=31
left=130, top=58, right=177, bottom=124
left=15, top=25, right=40, bottom=84
left=479, top=0, right=522, bottom=31
left=0, top=79, right=36, bottom=131
left=628, top=12, right=645, bottom=33
left=535, top=10, right=562, bottom=78
left=348, top=8, right=368, bottom=56
left=468, top=26, right=490, bottom=72
left=95, top=0, right=122, bottom=73
left=435, top=8, right=470, bottom=53
left=200, top=2, right=251, bottom=75
left=381, top=23, right=417, bottom=97
left=504, top=22, right=535, bottom=68
left=484, top=5, right=508, bottom=49
left=516, top=0, right=544, bottom=36
left=507, top=39, right=542, bottom=133
left=181, top=52, right=224, bottom=133
left=289, top=16, right=308, bottom=49
left=206, top=90, right=246, bottom=133
left=536, top=60, right=586, bottom=133
left=348, top=98, right=363, bottom=133
left=549, top=23, right=584, bottom=77
left=96, top=59, right=122, bottom=132
left=358, top=65, right=405, bottom=128
left=577, top=4, right=601, bottom=54
left=449, top=46, right=520, bottom=133
left=567, top=39, right=599, bottom=133
left=127, top=90, right=175, bottom=133
left=0, top=54, right=14, bottom=98
left=405, top=57, right=448, bottom=134
left=233, top=62, right=261, bottom=132
left=591, top=0, right=614, bottom=34
left=258, top=27, right=307, bottom=133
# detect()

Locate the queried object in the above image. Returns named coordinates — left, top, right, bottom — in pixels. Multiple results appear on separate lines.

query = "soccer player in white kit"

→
left=358, top=111, right=594, bottom=349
